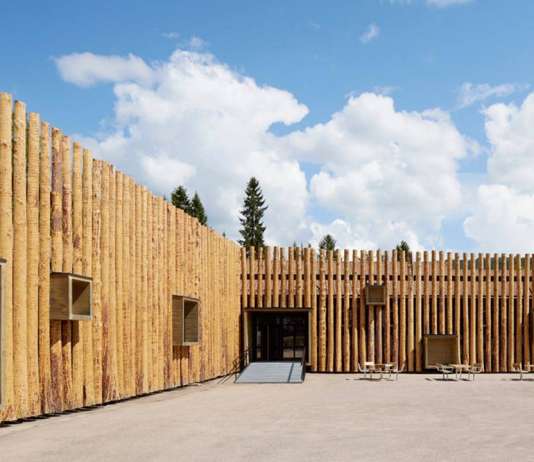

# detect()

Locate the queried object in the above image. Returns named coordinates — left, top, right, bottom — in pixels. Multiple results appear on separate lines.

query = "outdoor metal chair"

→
left=388, top=361, right=405, bottom=381
left=436, top=363, right=454, bottom=381
left=358, top=362, right=376, bottom=380
left=512, top=363, right=530, bottom=381
left=467, top=363, right=484, bottom=381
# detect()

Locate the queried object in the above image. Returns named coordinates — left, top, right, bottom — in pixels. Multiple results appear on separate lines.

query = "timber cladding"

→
left=243, top=247, right=534, bottom=374
left=0, top=93, right=241, bottom=423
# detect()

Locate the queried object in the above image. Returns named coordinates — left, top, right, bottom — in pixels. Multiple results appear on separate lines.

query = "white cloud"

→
left=188, top=36, right=206, bottom=50
left=162, top=32, right=180, bottom=39
left=426, top=0, right=473, bottom=7
left=54, top=52, right=153, bottom=87
left=464, top=93, right=534, bottom=252
left=56, top=48, right=473, bottom=249
left=360, top=23, right=380, bottom=44
left=457, top=82, right=529, bottom=109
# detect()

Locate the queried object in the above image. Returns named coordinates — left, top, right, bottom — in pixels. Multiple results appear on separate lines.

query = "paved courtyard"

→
left=2, top=373, right=534, bottom=461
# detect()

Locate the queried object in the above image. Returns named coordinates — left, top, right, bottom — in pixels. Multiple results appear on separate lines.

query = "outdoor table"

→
left=374, top=363, right=395, bottom=380
left=450, top=364, right=470, bottom=380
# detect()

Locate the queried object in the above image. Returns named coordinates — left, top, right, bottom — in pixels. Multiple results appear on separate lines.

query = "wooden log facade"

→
left=243, top=247, right=534, bottom=374
left=0, top=93, right=241, bottom=423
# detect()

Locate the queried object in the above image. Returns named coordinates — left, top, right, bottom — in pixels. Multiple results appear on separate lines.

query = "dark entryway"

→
left=251, top=312, right=308, bottom=362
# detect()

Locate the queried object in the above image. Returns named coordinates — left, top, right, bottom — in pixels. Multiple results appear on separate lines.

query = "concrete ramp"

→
left=236, top=361, right=304, bottom=384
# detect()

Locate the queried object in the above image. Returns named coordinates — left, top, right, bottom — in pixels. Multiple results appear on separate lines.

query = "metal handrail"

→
left=300, top=347, right=306, bottom=382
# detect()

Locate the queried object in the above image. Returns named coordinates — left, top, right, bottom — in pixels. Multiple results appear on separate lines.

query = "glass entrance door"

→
left=252, top=312, right=308, bottom=362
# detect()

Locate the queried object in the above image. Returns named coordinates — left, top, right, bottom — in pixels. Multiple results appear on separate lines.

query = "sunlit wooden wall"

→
left=0, top=93, right=241, bottom=423
left=243, top=246, right=533, bottom=373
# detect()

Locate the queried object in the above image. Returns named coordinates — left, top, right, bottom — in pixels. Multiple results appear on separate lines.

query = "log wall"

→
left=0, top=93, right=241, bottom=423
left=243, top=247, right=534, bottom=373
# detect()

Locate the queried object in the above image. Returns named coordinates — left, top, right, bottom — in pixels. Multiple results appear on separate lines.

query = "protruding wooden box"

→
left=365, top=283, right=386, bottom=306
left=50, top=272, right=92, bottom=320
left=0, top=257, right=6, bottom=406
left=172, top=295, right=199, bottom=346
left=424, top=334, right=459, bottom=369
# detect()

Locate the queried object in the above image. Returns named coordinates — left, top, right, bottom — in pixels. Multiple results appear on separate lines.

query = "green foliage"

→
left=171, top=185, right=207, bottom=225
left=239, top=177, right=268, bottom=249
left=395, top=240, right=412, bottom=260
left=191, top=192, right=208, bottom=226
left=318, top=234, right=336, bottom=252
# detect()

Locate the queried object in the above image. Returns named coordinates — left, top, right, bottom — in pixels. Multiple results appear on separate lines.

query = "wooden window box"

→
left=365, top=283, right=386, bottom=306
left=172, top=296, right=199, bottom=346
left=50, top=273, right=92, bottom=320
left=424, top=335, right=459, bottom=369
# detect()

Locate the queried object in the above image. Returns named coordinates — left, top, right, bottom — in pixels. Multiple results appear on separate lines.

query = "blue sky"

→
left=2, top=0, right=534, bottom=252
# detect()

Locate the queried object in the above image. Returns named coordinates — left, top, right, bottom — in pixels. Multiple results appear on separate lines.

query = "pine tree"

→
left=319, top=234, right=336, bottom=252
left=395, top=240, right=411, bottom=260
left=171, top=186, right=192, bottom=214
left=190, top=192, right=208, bottom=226
left=239, top=177, right=268, bottom=249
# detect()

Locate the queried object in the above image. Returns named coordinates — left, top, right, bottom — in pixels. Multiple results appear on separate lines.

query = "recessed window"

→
left=172, top=296, right=200, bottom=345
left=365, top=283, right=386, bottom=306
left=50, top=273, right=92, bottom=320
left=0, top=257, right=5, bottom=406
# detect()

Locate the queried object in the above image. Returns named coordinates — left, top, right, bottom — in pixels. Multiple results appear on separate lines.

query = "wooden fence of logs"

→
left=242, top=247, right=534, bottom=373
left=0, top=93, right=241, bottom=423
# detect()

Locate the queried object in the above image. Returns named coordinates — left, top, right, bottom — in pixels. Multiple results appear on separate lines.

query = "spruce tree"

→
left=239, top=177, right=268, bottom=249
left=190, top=192, right=208, bottom=226
left=319, top=234, right=336, bottom=252
left=171, top=186, right=192, bottom=214
left=395, top=240, right=411, bottom=260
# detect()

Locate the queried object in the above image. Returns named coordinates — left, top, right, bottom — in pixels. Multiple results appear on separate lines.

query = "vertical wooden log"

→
left=447, top=252, right=453, bottom=335
left=477, top=253, right=484, bottom=366
left=26, top=112, right=40, bottom=416
left=280, top=247, right=287, bottom=309
left=423, top=250, right=434, bottom=335
left=454, top=253, right=461, bottom=338
left=359, top=250, right=367, bottom=365
left=327, top=250, right=334, bottom=372
left=61, top=135, right=74, bottom=409
left=335, top=250, right=342, bottom=371
left=376, top=250, right=383, bottom=365
left=115, top=173, right=124, bottom=395
left=91, top=161, right=103, bottom=404
left=0, top=93, right=14, bottom=422
left=399, top=251, right=406, bottom=368
left=346, top=249, right=355, bottom=370
left=12, top=101, right=29, bottom=418
left=257, top=244, right=263, bottom=309
left=310, top=249, right=318, bottom=371
left=82, top=150, right=95, bottom=405
left=439, top=251, right=445, bottom=335
left=484, top=253, right=491, bottom=372
left=296, top=247, right=303, bottom=308
left=367, top=250, right=375, bottom=364
left=352, top=250, right=359, bottom=370
left=319, top=249, right=326, bottom=371
left=407, top=251, right=414, bottom=371
left=415, top=252, right=422, bottom=371
left=141, top=189, right=149, bottom=392
left=469, top=253, right=477, bottom=364
left=524, top=254, right=530, bottom=367
left=508, top=254, right=514, bottom=371
left=50, top=128, right=64, bottom=413
left=71, top=143, right=84, bottom=408
left=248, top=246, right=255, bottom=309
left=462, top=253, right=469, bottom=363
left=265, top=246, right=272, bottom=308
left=493, top=253, right=500, bottom=372
left=241, top=247, right=247, bottom=310
left=500, top=253, right=507, bottom=371
left=272, top=247, right=279, bottom=308
left=383, top=251, right=390, bottom=364
left=392, top=250, right=398, bottom=365
left=37, top=121, right=52, bottom=415
left=431, top=250, right=437, bottom=334
left=516, top=254, right=522, bottom=366
left=288, top=247, right=294, bottom=308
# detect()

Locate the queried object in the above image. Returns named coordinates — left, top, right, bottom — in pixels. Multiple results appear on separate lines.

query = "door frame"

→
left=244, top=308, right=311, bottom=366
